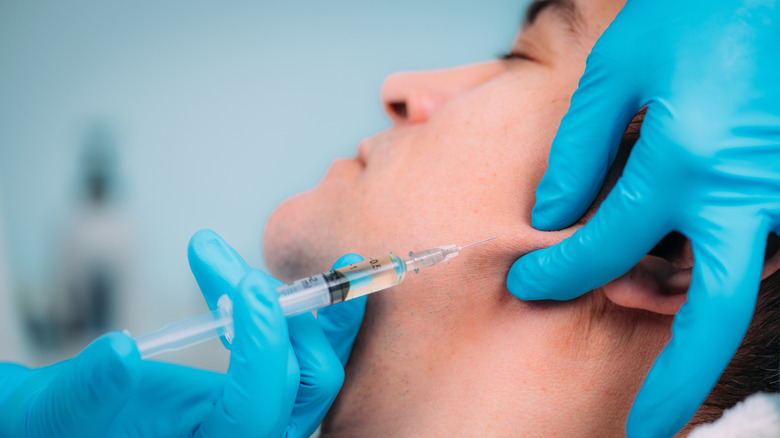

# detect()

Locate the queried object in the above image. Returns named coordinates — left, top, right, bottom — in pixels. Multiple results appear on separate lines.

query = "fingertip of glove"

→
left=188, top=229, right=231, bottom=264
left=505, top=261, right=526, bottom=299
left=506, top=257, right=544, bottom=301
left=333, top=253, right=364, bottom=269
left=188, top=228, right=220, bottom=250
left=85, top=332, right=142, bottom=394
left=102, top=331, right=138, bottom=357
left=187, top=230, right=253, bottom=306
left=530, top=204, right=573, bottom=231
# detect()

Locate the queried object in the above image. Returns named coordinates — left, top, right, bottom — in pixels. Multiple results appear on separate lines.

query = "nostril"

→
left=388, top=101, right=408, bottom=119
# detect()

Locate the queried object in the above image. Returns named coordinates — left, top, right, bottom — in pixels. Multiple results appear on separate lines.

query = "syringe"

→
left=133, top=237, right=497, bottom=358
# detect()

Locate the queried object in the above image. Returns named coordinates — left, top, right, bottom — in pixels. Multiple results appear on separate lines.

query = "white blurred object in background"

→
left=50, top=124, right=134, bottom=356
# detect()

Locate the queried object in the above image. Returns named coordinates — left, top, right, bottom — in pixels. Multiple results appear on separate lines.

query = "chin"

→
left=263, top=190, right=342, bottom=281
left=263, top=192, right=311, bottom=281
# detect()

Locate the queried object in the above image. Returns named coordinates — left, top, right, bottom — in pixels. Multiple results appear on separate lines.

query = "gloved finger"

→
left=508, top=138, right=670, bottom=300
left=286, top=313, right=345, bottom=438
left=188, top=229, right=253, bottom=310
left=531, top=50, right=639, bottom=231
left=0, top=363, right=36, bottom=407
left=627, top=216, right=768, bottom=438
left=22, top=332, right=140, bottom=438
left=107, top=361, right=227, bottom=437
left=317, top=253, right=366, bottom=366
left=195, top=271, right=293, bottom=438
left=188, top=229, right=254, bottom=349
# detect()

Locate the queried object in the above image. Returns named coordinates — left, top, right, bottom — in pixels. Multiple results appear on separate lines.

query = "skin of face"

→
left=262, top=0, right=694, bottom=436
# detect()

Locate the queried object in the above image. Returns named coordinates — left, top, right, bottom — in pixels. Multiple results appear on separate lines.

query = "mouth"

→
left=356, top=141, right=370, bottom=168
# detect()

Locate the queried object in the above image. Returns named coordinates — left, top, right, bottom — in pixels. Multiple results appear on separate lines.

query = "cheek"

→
left=265, top=70, right=576, bottom=282
left=401, top=77, right=571, bottom=225
left=340, top=77, right=580, bottom=300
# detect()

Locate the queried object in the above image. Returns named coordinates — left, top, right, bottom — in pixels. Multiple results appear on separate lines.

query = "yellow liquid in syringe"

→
left=335, top=253, right=408, bottom=301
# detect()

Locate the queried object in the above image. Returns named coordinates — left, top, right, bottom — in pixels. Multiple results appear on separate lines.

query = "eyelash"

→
left=500, top=51, right=534, bottom=62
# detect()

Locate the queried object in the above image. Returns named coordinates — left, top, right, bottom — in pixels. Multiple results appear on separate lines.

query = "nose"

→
left=381, top=61, right=503, bottom=124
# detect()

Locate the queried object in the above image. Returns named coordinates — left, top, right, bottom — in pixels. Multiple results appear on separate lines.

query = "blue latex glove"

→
left=0, top=333, right=142, bottom=437
left=0, top=230, right=365, bottom=437
left=187, top=229, right=366, bottom=437
left=506, top=1, right=780, bottom=437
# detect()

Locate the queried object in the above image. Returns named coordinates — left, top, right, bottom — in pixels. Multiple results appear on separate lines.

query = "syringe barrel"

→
left=273, top=253, right=408, bottom=315
left=276, top=270, right=349, bottom=316
left=135, top=305, right=232, bottom=358
left=334, top=253, right=407, bottom=300
left=135, top=253, right=409, bottom=358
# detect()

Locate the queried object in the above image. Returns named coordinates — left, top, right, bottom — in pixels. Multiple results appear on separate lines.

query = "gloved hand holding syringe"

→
left=134, top=237, right=497, bottom=358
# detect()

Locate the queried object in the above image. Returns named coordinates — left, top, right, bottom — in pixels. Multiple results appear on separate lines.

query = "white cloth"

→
left=689, top=392, right=780, bottom=438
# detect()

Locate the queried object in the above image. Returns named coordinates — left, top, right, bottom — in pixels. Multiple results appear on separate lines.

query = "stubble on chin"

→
left=264, top=201, right=343, bottom=282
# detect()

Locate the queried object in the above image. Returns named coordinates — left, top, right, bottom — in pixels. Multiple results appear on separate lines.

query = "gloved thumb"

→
left=27, top=332, right=141, bottom=437
left=195, top=270, right=293, bottom=438
left=188, top=229, right=254, bottom=350
left=188, top=229, right=253, bottom=310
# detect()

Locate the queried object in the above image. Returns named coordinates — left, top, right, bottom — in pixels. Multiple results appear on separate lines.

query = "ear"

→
left=603, top=232, right=780, bottom=316
left=601, top=255, right=690, bottom=316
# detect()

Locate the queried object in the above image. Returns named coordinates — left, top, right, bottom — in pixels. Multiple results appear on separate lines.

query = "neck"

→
left=322, top=290, right=655, bottom=437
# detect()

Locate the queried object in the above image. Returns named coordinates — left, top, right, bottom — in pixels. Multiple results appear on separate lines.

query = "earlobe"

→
left=601, top=255, right=690, bottom=316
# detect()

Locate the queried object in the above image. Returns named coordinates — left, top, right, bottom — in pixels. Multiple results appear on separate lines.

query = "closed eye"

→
left=500, top=51, right=534, bottom=62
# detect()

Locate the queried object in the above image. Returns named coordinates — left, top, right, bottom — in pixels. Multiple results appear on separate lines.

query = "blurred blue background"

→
left=0, top=0, right=528, bottom=370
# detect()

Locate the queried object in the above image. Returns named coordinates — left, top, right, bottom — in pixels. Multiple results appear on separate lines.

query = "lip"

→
left=355, top=154, right=366, bottom=168
left=324, top=157, right=365, bottom=181
left=356, top=141, right=370, bottom=167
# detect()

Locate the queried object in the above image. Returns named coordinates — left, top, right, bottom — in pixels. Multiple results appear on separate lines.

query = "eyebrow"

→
left=523, top=0, right=583, bottom=35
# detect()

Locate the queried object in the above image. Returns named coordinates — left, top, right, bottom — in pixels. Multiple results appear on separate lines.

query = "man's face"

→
left=264, top=0, right=625, bottom=317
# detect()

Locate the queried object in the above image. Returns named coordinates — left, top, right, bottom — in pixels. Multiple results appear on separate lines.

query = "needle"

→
left=461, top=236, right=498, bottom=249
